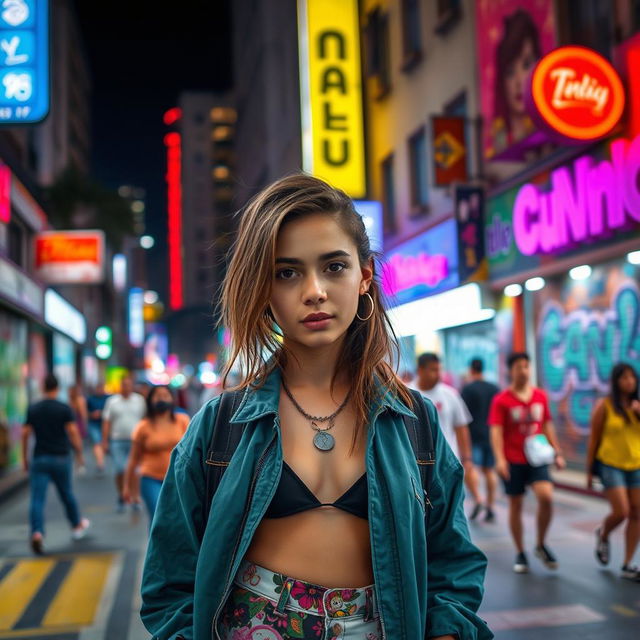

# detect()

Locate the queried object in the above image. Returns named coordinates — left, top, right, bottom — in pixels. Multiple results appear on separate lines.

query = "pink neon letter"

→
left=550, top=166, right=587, bottom=246
left=513, top=183, right=540, bottom=256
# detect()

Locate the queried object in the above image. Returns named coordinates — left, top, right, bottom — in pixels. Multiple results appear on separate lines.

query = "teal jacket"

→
left=141, top=368, right=492, bottom=639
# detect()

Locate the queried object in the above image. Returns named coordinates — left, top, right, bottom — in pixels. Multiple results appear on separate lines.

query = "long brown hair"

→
left=220, top=173, right=413, bottom=449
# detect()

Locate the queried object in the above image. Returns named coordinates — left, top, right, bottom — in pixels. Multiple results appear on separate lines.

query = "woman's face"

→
left=617, top=369, right=638, bottom=396
left=269, top=213, right=372, bottom=351
left=504, top=38, right=536, bottom=117
left=153, top=387, right=173, bottom=405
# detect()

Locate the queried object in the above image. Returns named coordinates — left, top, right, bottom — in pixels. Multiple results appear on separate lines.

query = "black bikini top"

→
left=264, top=462, right=368, bottom=520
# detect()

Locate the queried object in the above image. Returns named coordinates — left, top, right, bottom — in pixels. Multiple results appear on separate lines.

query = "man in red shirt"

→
left=489, top=352, right=566, bottom=574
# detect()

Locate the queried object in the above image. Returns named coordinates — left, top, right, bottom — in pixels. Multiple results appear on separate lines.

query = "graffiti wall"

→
left=535, top=260, right=640, bottom=467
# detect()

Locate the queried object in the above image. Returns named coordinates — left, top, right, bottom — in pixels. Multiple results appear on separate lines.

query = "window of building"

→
left=365, top=8, right=391, bottom=98
left=408, top=128, right=429, bottom=214
left=558, top=0, right=614, bottom=56
left=435, top=0, right=462, bottom=35
left=381, top=154, right=396, bottom=233
left=401, top=0, right=422, bottom=70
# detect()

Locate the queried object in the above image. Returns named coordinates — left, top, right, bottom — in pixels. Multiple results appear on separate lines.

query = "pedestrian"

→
left=586, top=362, right=640, bottom=580
left=123, top=385, right=189, bottom=525
left=489, top=352, right=566, bottom=574
left=87, top=382, right=110, bottom=474
left=141, top=175, right=491, bottom=640
left=409, top=352, right=483, bottom=512
left=461, top=358, right=500, bottom=522
left=68, top=384, right=88, bottom=441
left=102, top=375, right=146, bottom=512
left=21, top=373, right=91, bottom=555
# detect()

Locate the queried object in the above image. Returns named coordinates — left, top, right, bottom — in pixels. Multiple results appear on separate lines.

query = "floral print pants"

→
left=218, top=560, right=382, bottom=640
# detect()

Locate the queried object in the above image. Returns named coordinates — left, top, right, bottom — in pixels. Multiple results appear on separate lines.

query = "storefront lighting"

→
left=503, top=284, right=523, bottom=298
left=569, top=265, right=592, bottom=281
left=525, top=277, right=545, bottom=292
left=143, top=290, right=159, bottom=305
left=627, top=250, right=640, bottom=265
left=140, top=235, right=155, bottom=249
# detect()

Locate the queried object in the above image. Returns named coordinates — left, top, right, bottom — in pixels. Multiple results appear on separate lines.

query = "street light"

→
left=569, top=265, right=592, bottom=281
left=504, top=283, right=523, bottom=298
left=525, top=277, right=545, bottom=292
left=140, top=235, right=155, bottom=249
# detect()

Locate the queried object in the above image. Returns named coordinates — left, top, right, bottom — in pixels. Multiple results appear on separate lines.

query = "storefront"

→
left=383, top=217, right=498, bottom=386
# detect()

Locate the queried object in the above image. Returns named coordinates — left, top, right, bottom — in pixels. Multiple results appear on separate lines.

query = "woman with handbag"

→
left=140, top=174, right=491, bottom=640
left=587, top=362, right=640, bottom=581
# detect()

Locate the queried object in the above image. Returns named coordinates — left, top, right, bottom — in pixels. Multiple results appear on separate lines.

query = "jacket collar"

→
left=229, top=364, right=416, bottom=424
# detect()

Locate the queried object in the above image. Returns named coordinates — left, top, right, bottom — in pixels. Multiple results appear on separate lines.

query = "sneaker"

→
left=30, top=533, right=44, bottom=555
left=72, top=518, right=91, bottom=541
left=513, top=551, right=529, bottom=574
left=469, top=503, right=483, bottom=521
left=621, top=564, right=640, bottom=581
left=484, top=507, right=496, bottom=523
left=535, top=544, right=558, bottom=569
left=595, top=527, right=609, bottom=566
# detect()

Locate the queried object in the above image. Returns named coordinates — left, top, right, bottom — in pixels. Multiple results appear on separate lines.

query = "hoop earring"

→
left=356, top=292, right=375, bottom=321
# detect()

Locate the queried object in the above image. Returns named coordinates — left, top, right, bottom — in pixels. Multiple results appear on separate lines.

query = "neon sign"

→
left=0, top=164, right=10, bottom=223
left=528, top=46, right=625, bottom=143
left=165, top=131, right=183, bottom=310
left=513, top=133, right=640, bottom=256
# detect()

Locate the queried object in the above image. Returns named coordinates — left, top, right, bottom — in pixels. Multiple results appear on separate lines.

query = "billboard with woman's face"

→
left=476, top=0, right=557, bottom=160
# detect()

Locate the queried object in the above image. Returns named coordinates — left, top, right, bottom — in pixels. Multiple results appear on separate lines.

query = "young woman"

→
left=141, top=175, right=491, bottom=639
left=587, top=363, right=640, bottom=580
left=123, top=385, right=189, bottom=522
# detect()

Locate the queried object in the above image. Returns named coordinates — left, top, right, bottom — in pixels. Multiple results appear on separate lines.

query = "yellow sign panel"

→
left=299, top=0, right=366, bottom=198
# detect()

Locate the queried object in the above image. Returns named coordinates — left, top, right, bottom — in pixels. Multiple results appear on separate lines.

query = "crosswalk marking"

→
left=42, top=553, right=113, bottom=628
left=0, top=553, right=115, bottom=638
left=0, top=559, right=55, bottom=631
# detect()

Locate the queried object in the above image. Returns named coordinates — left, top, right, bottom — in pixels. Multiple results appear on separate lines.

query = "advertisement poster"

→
left=455, top=186, right=487, bottom=283
left=476, top=0, right=556, bottom=160
left=535, top=260, right=640, bottom=467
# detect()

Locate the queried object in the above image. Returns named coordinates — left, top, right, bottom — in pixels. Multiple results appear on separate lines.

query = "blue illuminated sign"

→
left=0, top=1, right=48, bottom=124
left=353, top=200, right=383, bottom=253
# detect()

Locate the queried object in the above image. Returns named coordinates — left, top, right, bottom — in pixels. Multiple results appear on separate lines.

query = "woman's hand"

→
left=555, top=454, right=566, bottom=471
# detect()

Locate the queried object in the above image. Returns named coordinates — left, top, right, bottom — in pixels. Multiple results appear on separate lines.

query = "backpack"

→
left=204, top=388, right=435, bottom=526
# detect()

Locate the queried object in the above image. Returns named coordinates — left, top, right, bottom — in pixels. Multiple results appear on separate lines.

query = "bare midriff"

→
left=246, top=509, right=374, bottom=588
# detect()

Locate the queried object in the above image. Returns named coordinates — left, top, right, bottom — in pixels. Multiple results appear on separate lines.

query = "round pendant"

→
left=313, top=431, right=335, bottom=451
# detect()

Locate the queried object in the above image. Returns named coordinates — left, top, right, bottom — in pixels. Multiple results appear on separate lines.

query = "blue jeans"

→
left=140, top=475, right=163, bottom=525
left=597, top=461, right=640, bottom=489
left=30, top=454, right=81, bottom=535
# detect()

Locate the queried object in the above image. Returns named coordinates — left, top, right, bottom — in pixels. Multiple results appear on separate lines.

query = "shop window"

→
left=381, top=154, right=396, bottom=234
left=401, top=0, right=422, bottom=71
left=408, top=128, right=429, bottom=214
left=435, top=0, right=462, bottom=36
left=557, top=0, right=614, bottom=57
left=365, top=8, right=391, bottom=98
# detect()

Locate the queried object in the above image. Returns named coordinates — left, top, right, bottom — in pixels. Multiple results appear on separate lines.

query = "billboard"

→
left=0, top=0, right=49, bottom=124
left=476, top=0, right=556, bottom=161
left=35, top=230, right=105, bottom=284
left=298, top=0, right=366, bottom=198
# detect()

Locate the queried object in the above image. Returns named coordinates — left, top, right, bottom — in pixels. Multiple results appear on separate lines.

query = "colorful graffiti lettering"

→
left=538, top=284, right=640, bottom=435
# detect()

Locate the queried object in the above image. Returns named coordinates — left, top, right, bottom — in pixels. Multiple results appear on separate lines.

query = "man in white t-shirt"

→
left=102, top=376, right=147, bottom=512
left=409, top=352, right=482, bottom=511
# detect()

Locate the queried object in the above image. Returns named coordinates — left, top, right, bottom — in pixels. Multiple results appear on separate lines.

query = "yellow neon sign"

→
left=299, top=0, right=366, bottom=198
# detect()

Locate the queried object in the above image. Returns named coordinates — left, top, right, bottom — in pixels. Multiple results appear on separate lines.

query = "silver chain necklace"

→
left=281, top=380, right=351, bottom=451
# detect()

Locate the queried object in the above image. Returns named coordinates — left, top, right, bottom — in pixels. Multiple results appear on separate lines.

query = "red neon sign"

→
left=165, top=132, right=183, bottom=310
left=528, top=46, right=625, bottom=143
left=163, top=107, right=182, bottom=126
left=0, top=164, right=10, bottom=223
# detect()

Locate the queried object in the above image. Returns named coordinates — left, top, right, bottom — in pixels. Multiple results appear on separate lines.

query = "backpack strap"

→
left=403, top=389, right=436, bottom=525
left=203, top=390, right=246, bottom=523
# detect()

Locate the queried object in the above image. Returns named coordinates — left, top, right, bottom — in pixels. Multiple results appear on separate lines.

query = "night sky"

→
left=75, top=0, right=232, bottom=299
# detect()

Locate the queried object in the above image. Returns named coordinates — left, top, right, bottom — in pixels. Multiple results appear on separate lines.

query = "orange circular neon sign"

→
left=528, top=46, right=625, bottom=142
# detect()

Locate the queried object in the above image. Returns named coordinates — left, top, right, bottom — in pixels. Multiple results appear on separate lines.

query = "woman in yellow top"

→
left=123, top=385, right=189, bottom=525
left=586, top=363, right=640, bottom=581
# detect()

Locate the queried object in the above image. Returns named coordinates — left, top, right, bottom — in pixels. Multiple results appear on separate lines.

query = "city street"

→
left=1, top=462, right=639, bottom=640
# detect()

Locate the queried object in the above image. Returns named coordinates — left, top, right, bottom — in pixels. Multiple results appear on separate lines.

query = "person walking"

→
left=87, top=382, right=110, bottom=474
left=123, top=385, right=189, bottom=526
left=68, top=384, right=88, bottom=442
left=141, top=175, right=491, bottom=640
left=21, top=374, right=90, bottom=555
left=462, top=358, right=500, bottom=523
left=102, top=375, right=146, bottom=512
left=489, top=352, right=565, bottom=574
left=410, top=352, right=483, bottom=512
left=586, top=362, right=640, bottom=580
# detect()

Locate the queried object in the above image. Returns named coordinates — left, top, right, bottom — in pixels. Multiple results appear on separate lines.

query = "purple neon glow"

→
left=513, top=134, right=640, bottom=255
left=381, top=252, right=449, bottom=296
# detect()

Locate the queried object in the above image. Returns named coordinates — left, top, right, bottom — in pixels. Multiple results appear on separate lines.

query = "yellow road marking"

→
left=0, top=559, right=55, bottom=631
left=42, top=553, right=113, bottom=627
left=611, top=604, right=639, bottom=617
